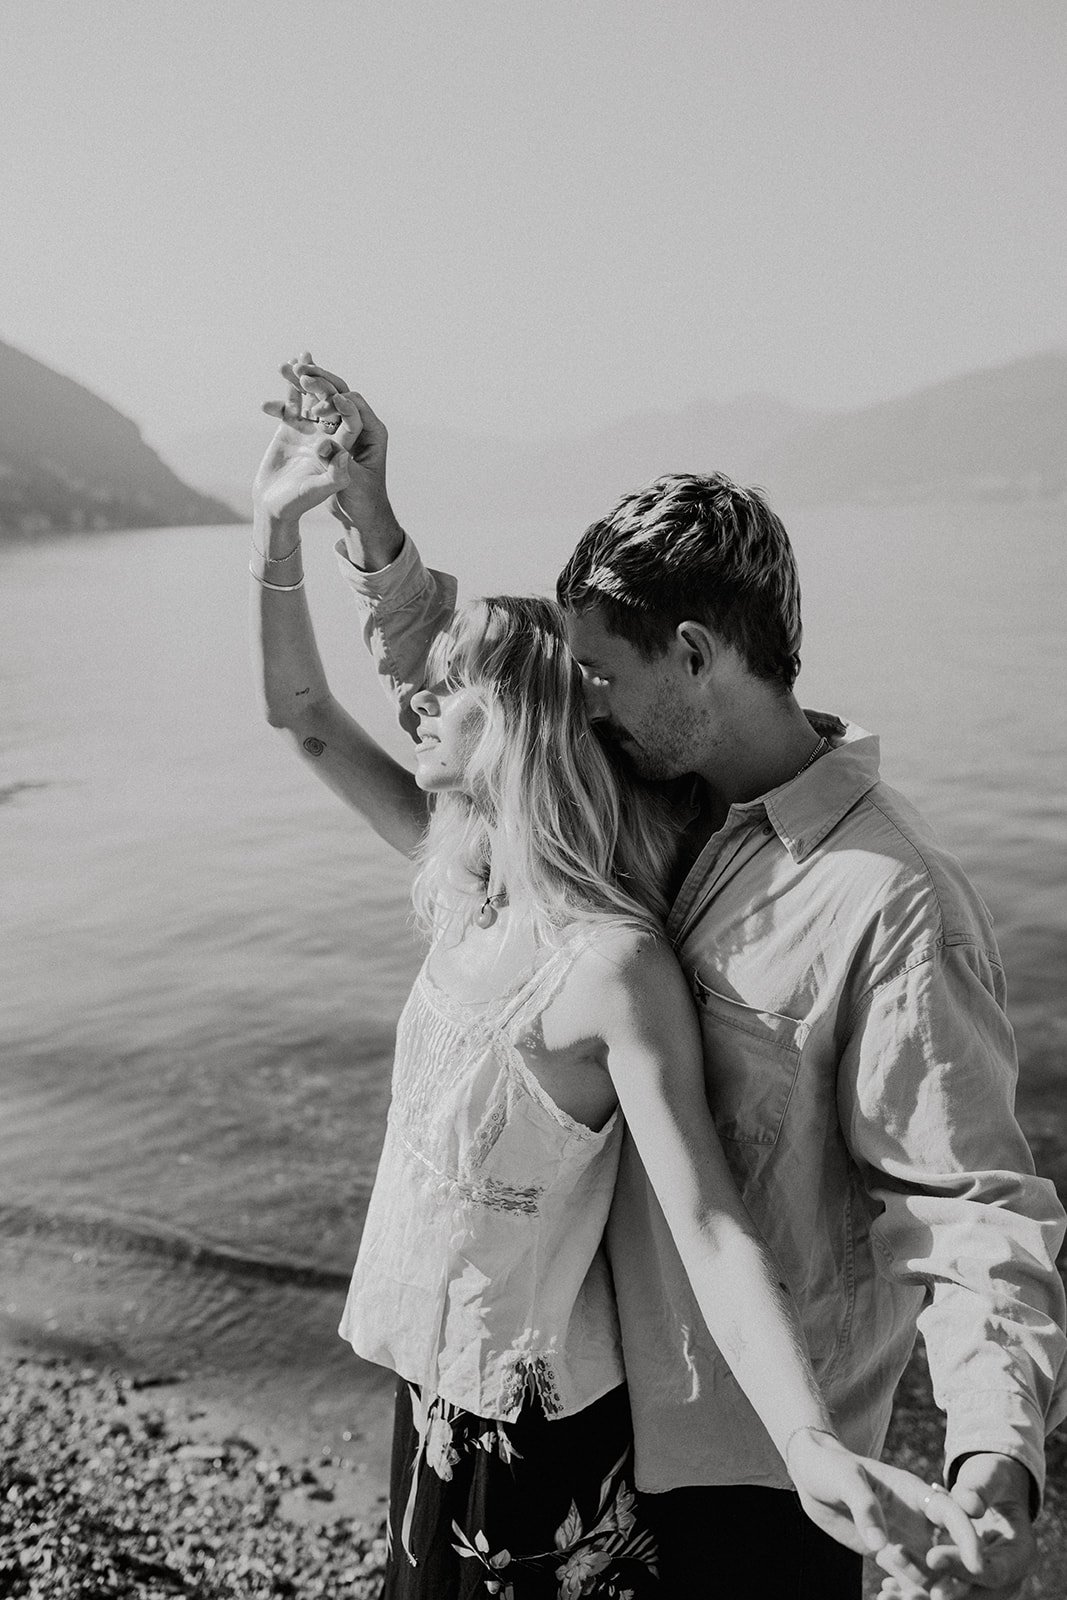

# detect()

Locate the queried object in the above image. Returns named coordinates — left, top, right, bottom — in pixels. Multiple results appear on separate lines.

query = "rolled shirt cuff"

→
left=943, top=1388, right=1048, bottom=1511
left=333, top=531, right=429, bottom=612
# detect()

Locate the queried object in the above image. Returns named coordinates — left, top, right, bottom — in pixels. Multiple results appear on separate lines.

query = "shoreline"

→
left=2, top=1342, right=1065, bottom=1598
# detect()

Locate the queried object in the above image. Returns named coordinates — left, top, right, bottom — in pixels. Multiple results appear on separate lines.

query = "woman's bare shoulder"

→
left=569, top=920, right=687, bottom=1009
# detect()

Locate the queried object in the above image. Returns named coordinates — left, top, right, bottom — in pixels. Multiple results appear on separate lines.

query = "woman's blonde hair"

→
left=412, top=595, right=678, bottom=938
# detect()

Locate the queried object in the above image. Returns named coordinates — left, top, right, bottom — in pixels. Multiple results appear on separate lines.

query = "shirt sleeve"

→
left=334, top=534, right=458, bottom=739
left=839, top=936, right=1067, bottom=1505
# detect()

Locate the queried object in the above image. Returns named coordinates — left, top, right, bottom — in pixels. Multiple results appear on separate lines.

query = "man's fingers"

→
left=346, top=389, right=387, bottom=437
left=294, top=360, right=351, bottom=393
left=332, top=392, right=365, bottom=453
left=927, top=1577, right=971, bottom=1600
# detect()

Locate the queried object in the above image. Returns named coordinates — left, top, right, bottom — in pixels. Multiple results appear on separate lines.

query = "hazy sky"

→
left=5, top=1, right=1065, bottom=454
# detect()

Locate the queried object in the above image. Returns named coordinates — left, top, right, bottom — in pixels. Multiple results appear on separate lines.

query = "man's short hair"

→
left=556, top=472, right=803, bottom=690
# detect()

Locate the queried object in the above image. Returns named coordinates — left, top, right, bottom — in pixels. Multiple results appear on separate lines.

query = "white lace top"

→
left=339, top=921, right=626, bottom=1421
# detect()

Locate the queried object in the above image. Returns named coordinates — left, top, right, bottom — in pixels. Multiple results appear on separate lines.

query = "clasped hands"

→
left=255, top=351, right=395, bottom=537
left=791, top=1432, right=1035, bottom=1598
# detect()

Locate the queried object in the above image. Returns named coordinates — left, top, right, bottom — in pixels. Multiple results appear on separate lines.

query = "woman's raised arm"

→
left=250, top=402, right=429, bottom=857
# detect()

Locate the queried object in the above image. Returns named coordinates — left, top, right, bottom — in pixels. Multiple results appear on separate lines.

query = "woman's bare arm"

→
left=250, top=416, right=428, bottom=857
left=587, top=929, right=983, bottom=1578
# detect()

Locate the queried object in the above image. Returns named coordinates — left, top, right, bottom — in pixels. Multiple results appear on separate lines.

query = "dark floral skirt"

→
left=380, top=1378, right=660, bottom=1599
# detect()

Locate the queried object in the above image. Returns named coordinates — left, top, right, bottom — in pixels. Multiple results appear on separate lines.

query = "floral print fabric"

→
left=380, top=1380, right=659, bottom=1599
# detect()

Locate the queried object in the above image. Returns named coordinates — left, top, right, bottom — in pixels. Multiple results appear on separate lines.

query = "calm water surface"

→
left=1, top=504, right=1064, bottom=1376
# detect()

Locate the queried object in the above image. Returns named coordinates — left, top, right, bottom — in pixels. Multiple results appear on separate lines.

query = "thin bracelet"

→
left=784, top=1424, right=837, bottom=1465
left=250, top=538, right=302, bottom=564
left=249, top=564, right=305, bottom=591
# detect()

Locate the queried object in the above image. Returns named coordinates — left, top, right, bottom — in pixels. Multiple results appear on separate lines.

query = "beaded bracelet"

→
left=249, top=564, right=305, bottom=591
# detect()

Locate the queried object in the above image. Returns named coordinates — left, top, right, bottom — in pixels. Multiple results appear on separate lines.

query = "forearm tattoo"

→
left=302, top=736, right=325, bottom=758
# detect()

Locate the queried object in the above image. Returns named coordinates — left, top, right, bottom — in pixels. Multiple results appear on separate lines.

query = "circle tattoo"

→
left=302, top=736, right=325, bottom=758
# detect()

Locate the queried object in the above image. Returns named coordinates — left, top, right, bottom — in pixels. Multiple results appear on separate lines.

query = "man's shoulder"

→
left=827, top=778, right=997, bottom=954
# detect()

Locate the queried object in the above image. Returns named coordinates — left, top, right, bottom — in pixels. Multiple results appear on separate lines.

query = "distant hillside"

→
left=753, top=351, right=1067, bottom=505
left=168, top=351, right=1067, bottom=530
left=170, top=394, right=813, bottom=530
left=0, top=341, right=242, bottom=539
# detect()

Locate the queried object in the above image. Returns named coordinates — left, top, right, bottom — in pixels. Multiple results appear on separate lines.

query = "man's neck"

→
left=695, top=692, right=823, bottom=822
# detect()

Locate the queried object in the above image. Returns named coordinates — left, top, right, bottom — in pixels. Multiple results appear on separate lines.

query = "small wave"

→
left=0, top=1201, right=351, bottom=1290
left=0, top=780, right=50, bottom=806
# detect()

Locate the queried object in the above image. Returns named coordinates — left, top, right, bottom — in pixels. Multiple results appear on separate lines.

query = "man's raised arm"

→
left=276, top=359, right=459, bottom=739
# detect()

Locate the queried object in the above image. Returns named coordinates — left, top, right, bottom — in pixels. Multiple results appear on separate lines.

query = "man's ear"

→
left=674, top=620, right=718, bottom=679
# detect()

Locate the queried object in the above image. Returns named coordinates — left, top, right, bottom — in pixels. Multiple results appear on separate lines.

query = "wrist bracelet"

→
left=785, top=1424, right=838, bottom=1465
left=249, top=564, right=305, bottom=591
left=250, top=538, right=302, bottom=564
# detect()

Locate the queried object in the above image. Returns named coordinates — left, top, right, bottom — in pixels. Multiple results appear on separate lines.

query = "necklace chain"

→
left=792, top=735, right=829, bottom=781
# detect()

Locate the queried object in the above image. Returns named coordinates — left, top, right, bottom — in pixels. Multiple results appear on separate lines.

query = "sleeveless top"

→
left=338, top=921, right=626, bottom=1421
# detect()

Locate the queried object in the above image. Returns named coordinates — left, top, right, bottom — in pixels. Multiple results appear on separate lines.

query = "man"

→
left=267, top=360, right=1067, bottom=1598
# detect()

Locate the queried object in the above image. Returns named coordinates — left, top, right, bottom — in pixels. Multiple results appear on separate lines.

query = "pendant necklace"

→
left=476, top=876, right=508, bottom=929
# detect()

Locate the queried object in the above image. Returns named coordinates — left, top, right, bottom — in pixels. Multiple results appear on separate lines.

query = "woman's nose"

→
left=411, top=688, right=439, bottom=715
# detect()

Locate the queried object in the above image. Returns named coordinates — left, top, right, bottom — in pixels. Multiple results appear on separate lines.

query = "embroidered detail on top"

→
left=457, top=1175, right=543, bottom=1216
left=500, top=1354, right=564, bottom=1418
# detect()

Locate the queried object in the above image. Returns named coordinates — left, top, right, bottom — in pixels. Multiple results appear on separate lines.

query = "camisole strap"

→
left=494, top=922, right=611, bottom=1043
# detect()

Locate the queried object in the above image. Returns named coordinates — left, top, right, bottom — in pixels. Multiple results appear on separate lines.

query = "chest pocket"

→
left=693, top=976, right=807, bottom=1147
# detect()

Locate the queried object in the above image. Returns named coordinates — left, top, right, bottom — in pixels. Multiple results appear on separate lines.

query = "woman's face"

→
left=410, top=682, right=486, bottom=793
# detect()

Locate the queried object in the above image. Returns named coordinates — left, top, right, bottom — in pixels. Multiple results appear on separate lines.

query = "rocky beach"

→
left=2, top=1337, right=1064, bottom=1598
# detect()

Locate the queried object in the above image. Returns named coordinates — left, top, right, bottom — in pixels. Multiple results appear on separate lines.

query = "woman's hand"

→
left=286, top=358, right=396, bottom=530
left=788, top=1429, right=983, bottom=1590
left=253, top=387, right=352, bottom=524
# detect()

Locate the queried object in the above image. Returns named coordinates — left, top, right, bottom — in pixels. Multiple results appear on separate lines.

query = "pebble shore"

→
left=0, top=1355, right=387, bottom=1598
left=2, top=1346, right=1064, bottom=1599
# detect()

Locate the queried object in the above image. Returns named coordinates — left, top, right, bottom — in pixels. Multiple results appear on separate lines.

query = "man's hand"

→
left=925, top=1455, right=1037, bottom=1599
left=787, top=1430, right=982, bottom=1588
left=875, top=1455, right=1038, bottom=1600
left=282, top=357, right=404, bottom=567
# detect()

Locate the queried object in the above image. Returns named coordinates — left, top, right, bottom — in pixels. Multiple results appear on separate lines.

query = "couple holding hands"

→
left=249, top=354, right=1066, bottom=1599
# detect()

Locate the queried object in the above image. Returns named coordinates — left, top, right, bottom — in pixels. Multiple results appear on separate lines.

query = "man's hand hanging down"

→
left=875, top=1454, right=1038, bottom=1600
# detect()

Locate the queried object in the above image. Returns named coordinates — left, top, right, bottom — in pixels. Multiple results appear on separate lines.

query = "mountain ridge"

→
left=168, top=350, right=1067, bottom=526
left=0, top=340, right=241, bottom=539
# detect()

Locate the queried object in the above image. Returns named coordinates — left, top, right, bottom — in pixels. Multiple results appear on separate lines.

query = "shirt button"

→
left=762, top=823, right=774, bottom=836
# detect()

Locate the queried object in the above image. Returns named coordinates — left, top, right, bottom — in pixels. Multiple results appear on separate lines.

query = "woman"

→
left=249, top=392, right=978, bottom=1600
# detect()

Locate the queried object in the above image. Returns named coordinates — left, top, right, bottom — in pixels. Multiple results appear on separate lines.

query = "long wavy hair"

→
left=412, top=595, right=679, bottom=939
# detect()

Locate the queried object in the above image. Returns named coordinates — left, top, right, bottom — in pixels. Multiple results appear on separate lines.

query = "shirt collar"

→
left=731, top=722, right=882, bottom=862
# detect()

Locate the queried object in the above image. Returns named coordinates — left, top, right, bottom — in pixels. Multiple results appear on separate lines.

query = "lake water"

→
left=1, top=503, right=1065, bottom=1396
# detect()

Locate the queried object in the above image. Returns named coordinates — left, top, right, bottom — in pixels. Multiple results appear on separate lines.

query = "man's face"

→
left=563, top=606, right=700, bottom=780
